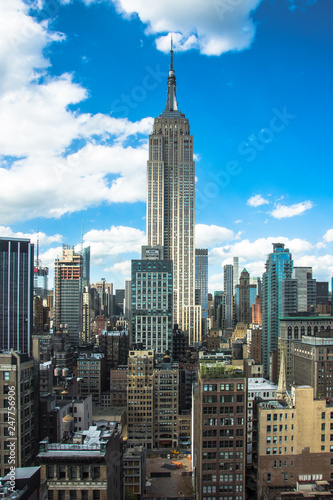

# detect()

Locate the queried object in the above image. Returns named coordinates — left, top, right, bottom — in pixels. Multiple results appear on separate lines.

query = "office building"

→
left=124, top=278, right=131, bottom=319
left=37, top=424, right=123, bottom=500
left=77, top=354, right=106, bottom=404
left=193, top=363, right=247, bottom=500
left=153, top=357, right=179, bottom=449
left=252, top=295, right=262, bottom=325
left=90, top=280, right=113, bottom=317
left=196, top=249, right=209, bottom=334
left=262, top=243, right=293, bottom=378
left=224, top=264, right=235, bottom=329
left=131, top=249, right=173, bottom=356
left=54, top=244, right=83, bottom=346
left=279, top=315, right=333, bottom=391
left=235, top=268, right=257, bottom=325
left=233, top=256, right=239, bottom=294
left=0, top=237, right=34, bottom=354
left=0, top=351, right=35, bottom=476
left=246, top=378, right=277, bottom=466
left=127, top=349, right=155, bottom=449
left=146, top=44, right=200, bottom=343
left=255, top=386, right=333, bottom=499
left=123, top=446, right=146, bottom=500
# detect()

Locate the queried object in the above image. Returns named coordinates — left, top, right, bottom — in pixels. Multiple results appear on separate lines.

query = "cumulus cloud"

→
left=110, top=0, right=264, bottom=56
left=0, top=226, right=62, bottom=246
left=195, top=224, right=235, bottom=248
left=210, top=236, right=312, bottom=266
left=271, top=201, right=313, bottom=219
left=83, top=226, right=146, bottom=262
left=0, top=2, right=153, bottom=225
left=247, top=194, right=269, bottom=207
left=323, top=229, right=333, bottom=243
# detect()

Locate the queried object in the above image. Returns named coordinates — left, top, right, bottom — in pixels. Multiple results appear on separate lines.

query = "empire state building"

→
left=146, top=44, right=201, bottom=344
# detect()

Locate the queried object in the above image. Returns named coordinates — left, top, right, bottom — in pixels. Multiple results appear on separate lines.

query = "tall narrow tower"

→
left=147, top=43, right=200, bottom=343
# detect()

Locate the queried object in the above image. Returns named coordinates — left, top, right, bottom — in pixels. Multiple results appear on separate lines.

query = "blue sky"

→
left=0, top=0, right=332, bottom=291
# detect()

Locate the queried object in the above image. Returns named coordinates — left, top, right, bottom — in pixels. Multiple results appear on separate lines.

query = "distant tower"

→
left=262, top=243, right=293, bottom=378
left=195, top=249, right=208, bottom=335
left=54, top=244, right=83, bottom=346
left=223, top=264, right=234, bottom=329
left=0, top=238, right=34, bottom=354
left=34, top=234, right=49, bottom=299
left=146, top=41, right=201, bottom=344
left=233, top=256, right=239, bottom=294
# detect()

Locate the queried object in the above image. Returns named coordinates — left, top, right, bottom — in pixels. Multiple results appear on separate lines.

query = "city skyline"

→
left=0, top=0, right=332, bottom=292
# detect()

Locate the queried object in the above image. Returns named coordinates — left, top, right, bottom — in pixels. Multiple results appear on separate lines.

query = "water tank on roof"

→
left=54, top=368, right=61, bottom=377
left=62, top=368, right=69, bottom=377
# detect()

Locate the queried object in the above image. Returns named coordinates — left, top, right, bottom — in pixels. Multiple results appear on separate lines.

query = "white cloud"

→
left=0, top=2, right=154, bottom=224
left=210, top=236, right=312, bottom=265
left=294, top=254, right=333, bottom=282
left=271, top=201, right=313, bottom=219
left=196, top=224, right=235, bottom=248
left=247, top=194, right=269, bottom=207
left=0, top=226, right=62, bottom=246
left=323, top=229, right=333, bottom=243
left=111, top=0, right=264, bottom=56
left=83, top=226, right=146, bottom=262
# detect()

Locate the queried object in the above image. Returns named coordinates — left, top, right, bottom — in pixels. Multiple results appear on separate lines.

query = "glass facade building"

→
left=0, top=237, right=34, bottom=354
left=262, top=243, right=293, bottom=377
left=131, top=259, right=173, bottom=357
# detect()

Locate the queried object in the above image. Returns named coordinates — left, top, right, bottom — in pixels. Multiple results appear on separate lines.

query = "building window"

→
left=267, top=473, right=271, bottom=482
left=322, top=412, right=326, bottom=420
left=58, top=466, right=66, bottom=479
left=3, top=372, right=10, bottom=381
left=47, top=466, right=54, bottom=479
left=70, top=492, right=77, bottom=500
left=81, top=492, right=88, bottom=500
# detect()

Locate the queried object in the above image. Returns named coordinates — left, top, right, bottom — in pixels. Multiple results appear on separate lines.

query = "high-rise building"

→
left=193, top=363, right=247, bottom=500
left=196, top=249, right=209, bottom=334
left=0, top=351, right=36, bottom=476
left=131, top=248, right=173, bottom=356
left=146, top=44, right=201, bottom=343
left=54, top=244, right=83, bottom=346
left=262, top=243, right=293, bottom=378
left=233, top=256, right=239, bottom=294
left=235, top=268, right=257, bottom=325
left=0, top=237, right=34, bottom=354
left=124, top=278, right=131, bottom=319
left=127, top=350, right=155, bottom=449
left=224, top=264, right=235, bottom=329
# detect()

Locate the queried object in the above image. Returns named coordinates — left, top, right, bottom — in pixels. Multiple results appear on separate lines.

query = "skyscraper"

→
left=54, top=244, right=83, bottom=346
left=262, top=243, right=293, bottom=378
left=224, top=264, right=235, bottom=329
left=146, top=43, right=201, bottom=344
left=131, top=246, right=173, bottom=356
left=0, top=237, right=34, bottom=354
left=195, top=249, right=208, bottom=334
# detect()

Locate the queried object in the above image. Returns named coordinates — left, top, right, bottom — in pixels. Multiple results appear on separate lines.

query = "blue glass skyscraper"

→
left=262, top=243, right=293, bottom=378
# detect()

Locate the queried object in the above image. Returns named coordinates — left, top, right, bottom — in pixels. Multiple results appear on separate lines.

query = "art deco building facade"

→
left=146, top=46, right=201, bottom=344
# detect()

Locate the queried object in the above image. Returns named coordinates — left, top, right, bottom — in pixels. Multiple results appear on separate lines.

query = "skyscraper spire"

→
left=170, top=35, right=174, bottom=71
left=162, top=35, right=181, bottom=115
